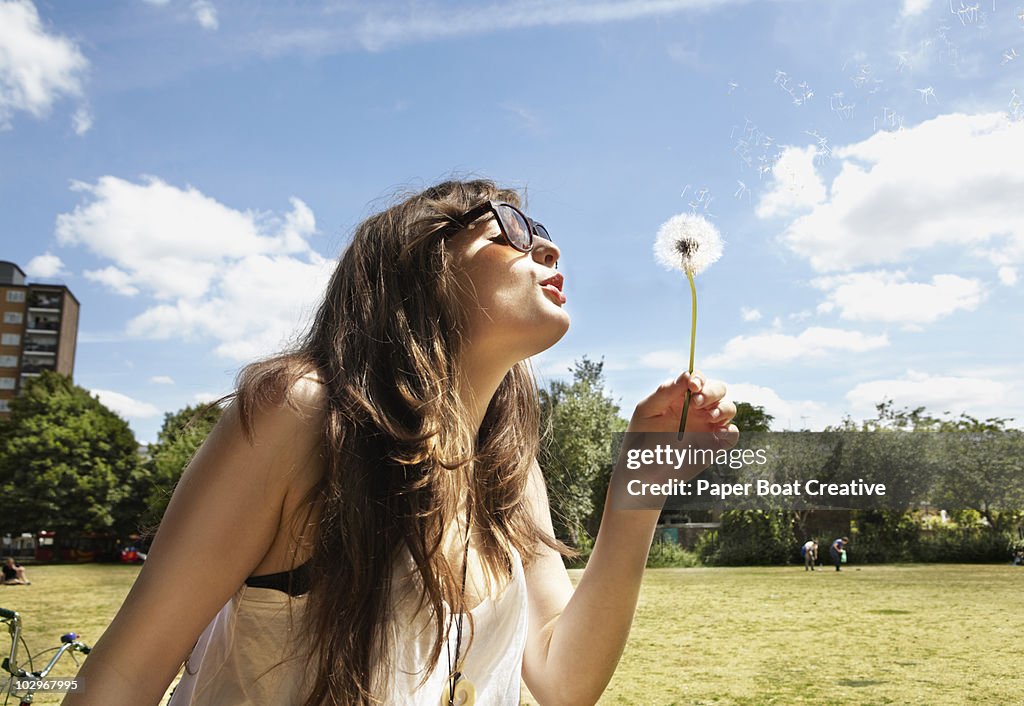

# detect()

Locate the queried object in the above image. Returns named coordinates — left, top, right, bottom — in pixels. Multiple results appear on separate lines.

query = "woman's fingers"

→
left=706, top=398, right=737, bottom=424
left=635, top=376, right=689, bottom=417
left=635, top=370, right=735, bottom=423
left=679, top=369, right=705, bottom=392
left=691, top=378, right=724, bottom=407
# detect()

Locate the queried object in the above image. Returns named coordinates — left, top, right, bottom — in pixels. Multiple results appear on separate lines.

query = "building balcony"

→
left=24, top=345, right=57, bottom=355
left=20, top=364, right=55, bottom=375
left=26, top=323, right=59, bottom=333
left=28, top=295, right=62, bottom=309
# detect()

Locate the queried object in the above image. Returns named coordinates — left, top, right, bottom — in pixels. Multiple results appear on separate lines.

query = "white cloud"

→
left=705, top=326, right=889, bottom=369
left=192, top=0, right=218, bottom=31
left=193, top=392, right=220, bottom=403
left=637, top=350, right=688, bottom=371
left=811, top=270, right=984, bottom=326
left=778, top=113, right=1024, bottom=272
left=728, top=382, right=833, bottom=430
left=899, top=0, right=933, bottom=17
left=149, top=375, right=174, bottom=385
left=0, top=0, right=88, bottom=129
left=71, top=105, right=92, bottom=135
left=91, top=389, right=162, bottom=419
left=846, top=370, right=1011, bottom=420
left=56, top=175, right=333, bottom=361
left=141, top=0, right=171, bottom=5
left=84, top=266, right=140, bottom=296
left=740, top=306, right=762, bottom=322
left=24, top=252, right=65, bottom=278
left=755, top=144, right=827, bottom=219
left=997, top=266, right=1017, bottom=286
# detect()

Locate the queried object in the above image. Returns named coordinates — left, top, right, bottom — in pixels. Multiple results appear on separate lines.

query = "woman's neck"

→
left=457, top=351, right=515, bottom=434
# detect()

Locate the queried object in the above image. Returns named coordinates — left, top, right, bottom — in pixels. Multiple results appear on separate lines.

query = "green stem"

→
left=677, top=271, right=697, bottom=440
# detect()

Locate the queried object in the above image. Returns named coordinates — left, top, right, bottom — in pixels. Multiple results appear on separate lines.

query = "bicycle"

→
left=1, top=607, right=91, bottom=705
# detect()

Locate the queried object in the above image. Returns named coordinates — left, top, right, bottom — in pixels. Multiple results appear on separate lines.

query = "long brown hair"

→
left=225, top=177, right=573, bottom=704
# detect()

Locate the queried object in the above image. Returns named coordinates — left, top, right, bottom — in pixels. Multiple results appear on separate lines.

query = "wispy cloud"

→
left=258, top=0, right=753, bottom=55
left=728, top=382, right=834, bottom=430
left=500, top=102, right=546, bottom=135
left=704, top=326, right=890, bottom=369
left=90, top=388, right=162, bottom=419
left=192, top=0, right=218, bottom=31
left=899, top=0, right=933, bottom=18
left=846, top=369, right=1021, bottom=423
left=71, top=106, right=93, bottom=135
left=740, top=306, right=762, bottom=322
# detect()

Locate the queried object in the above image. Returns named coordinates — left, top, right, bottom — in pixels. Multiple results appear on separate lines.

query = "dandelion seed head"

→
left=653, top=213, right=724, bottom=276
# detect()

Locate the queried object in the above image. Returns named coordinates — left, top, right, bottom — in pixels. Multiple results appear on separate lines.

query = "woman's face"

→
left=448, top=209, right=569, bottom=363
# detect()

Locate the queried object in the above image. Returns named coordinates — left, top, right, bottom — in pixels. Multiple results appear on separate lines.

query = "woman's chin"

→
left=538, top=313, right=571, bottom=350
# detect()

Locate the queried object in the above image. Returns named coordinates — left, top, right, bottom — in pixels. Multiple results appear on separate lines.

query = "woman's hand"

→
left=628, top=369, right=739, bottom=436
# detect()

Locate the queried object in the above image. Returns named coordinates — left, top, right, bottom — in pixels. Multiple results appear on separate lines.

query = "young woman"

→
left=63, top=178, right=738, bottom=706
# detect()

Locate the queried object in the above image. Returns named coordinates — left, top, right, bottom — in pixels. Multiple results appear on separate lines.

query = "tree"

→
left=0, top=372, right=142, bottom=537
left=732, top=402, right=773, bottom=432
left=139, top=403, right=223, bottom=533
left=538, top=357, right=628, bottom=546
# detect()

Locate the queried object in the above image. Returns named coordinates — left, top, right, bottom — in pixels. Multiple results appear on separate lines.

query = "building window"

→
left=0, top=400, right=9, bottom=412
left=3, top=312, right=22, bottom=324
left=0, top=356, right=17, bottom=368
left=5, top=290, right=25, bottom=303
left=0, top=377, right=14, bottom=390
left=1, top=334, right=19, bottom=346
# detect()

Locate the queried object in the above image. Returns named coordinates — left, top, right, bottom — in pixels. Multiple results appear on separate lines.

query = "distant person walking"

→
left=829, top=537, right=849, bottom=572
left=2, top=556, right=31, bottom=585
left=801, top=540, right=818, bottom=571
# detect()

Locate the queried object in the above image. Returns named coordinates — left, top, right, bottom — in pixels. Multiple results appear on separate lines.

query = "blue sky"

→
left=2, top=0, right=1022, bottom=443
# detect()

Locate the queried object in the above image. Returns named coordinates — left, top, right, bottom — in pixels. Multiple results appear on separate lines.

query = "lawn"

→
left=2, top=563, right=1021, bottom=704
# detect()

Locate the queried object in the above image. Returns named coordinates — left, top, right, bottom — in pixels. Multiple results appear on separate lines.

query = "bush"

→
left=852, top=510, right=921, bottom=563
left=916, top=527, right=1016, bottom=563
left=853, top=510, right=1019, bottom=563
left=646, top=540, right=701, bottom=568
left=565, top=534, right=702, bottom=569
left=698, top=510, right=795, bottom=566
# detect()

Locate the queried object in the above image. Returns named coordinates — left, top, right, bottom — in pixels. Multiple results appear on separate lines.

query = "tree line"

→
left=1, top=368, right=1021, bottom=566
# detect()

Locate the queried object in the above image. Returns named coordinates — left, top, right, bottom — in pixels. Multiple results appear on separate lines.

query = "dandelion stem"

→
left=677, top=271, right=697, bottom=440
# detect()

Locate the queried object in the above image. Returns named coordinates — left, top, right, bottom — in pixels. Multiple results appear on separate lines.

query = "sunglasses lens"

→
left=497, top=205, right=532, bottom=250
left=533, top=223, right=552, bottom=242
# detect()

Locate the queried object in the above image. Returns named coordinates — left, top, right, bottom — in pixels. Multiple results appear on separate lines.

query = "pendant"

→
left=439, top=673, right=476, bottom=706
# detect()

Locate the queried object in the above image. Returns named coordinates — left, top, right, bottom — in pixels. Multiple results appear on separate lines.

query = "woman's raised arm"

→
left=63, top=377, right=325, bottom=706
left=522, top=370, right=736, bottom=706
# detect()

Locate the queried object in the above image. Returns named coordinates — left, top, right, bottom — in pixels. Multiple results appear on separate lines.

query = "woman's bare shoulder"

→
left=236, top=365, right=329, bottom=438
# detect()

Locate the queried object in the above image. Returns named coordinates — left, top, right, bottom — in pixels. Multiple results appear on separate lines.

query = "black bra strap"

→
left=245, top=560, right=311, bottom=596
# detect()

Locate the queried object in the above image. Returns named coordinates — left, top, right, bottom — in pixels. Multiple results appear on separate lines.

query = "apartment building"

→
left=0, top=261, right=80, bottom=417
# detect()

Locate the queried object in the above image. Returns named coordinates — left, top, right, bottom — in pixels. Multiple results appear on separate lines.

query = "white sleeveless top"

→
left=167, top=544, right=528, bottom=705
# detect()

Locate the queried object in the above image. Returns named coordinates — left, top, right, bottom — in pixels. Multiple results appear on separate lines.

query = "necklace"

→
left=440, top=502, right=476, bottom=706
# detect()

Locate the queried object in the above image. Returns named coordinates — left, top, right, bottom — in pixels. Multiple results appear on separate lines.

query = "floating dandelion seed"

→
left=653, top=214, right=724, bottom=438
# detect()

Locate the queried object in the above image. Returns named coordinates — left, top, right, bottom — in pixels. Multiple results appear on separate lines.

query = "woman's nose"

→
left=533, top=238, right=560, bottom=270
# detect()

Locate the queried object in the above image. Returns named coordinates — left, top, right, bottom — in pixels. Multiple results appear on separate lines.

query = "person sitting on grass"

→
left=63, top=178, right=740, bottom=706
left=2, top=556, right=32, bottom=585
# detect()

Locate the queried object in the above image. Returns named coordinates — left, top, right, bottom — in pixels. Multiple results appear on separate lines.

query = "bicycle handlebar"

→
left=0, top=607, right=17, bottom=620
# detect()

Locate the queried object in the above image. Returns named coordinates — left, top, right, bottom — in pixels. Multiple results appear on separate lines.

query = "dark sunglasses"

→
left=446, top=200, right=553, bottom=255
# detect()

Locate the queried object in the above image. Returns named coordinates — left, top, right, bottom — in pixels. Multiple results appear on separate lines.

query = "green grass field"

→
left=2, top=563, right=1021, bottom=704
